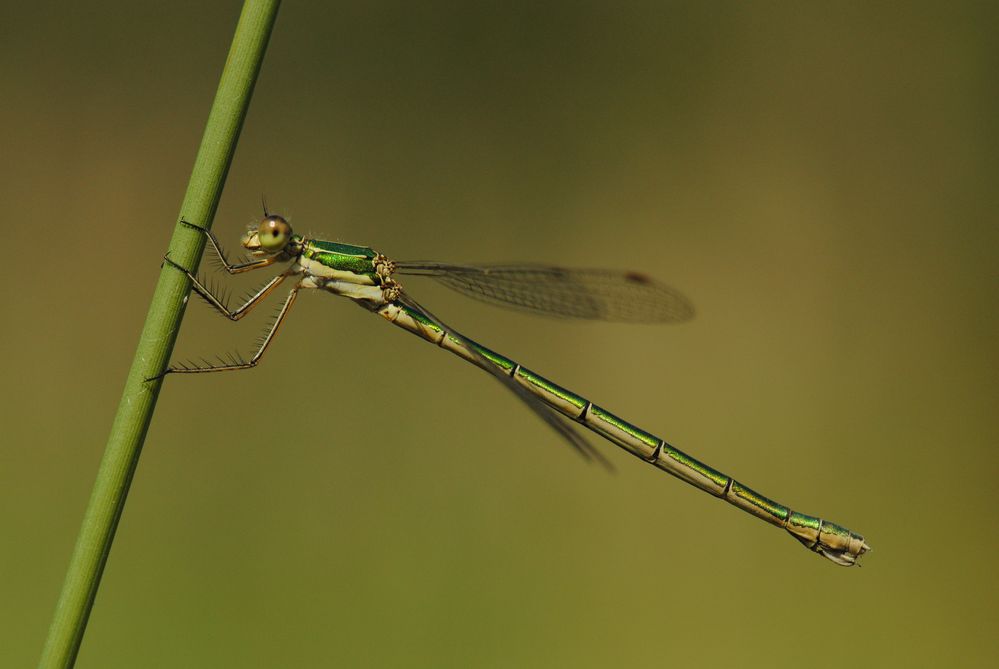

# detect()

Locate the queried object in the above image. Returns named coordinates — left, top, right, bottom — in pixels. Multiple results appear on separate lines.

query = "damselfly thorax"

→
left=294, top=240, right=400, bottom=303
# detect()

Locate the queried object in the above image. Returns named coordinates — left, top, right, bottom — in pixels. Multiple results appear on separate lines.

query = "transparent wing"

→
left=395, top=291, right=612, bottom=470
left=395, top=262, right=694, bottom=323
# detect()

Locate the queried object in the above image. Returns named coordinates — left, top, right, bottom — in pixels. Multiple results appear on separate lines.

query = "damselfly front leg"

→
left=178, top=218, right=282, bottom=274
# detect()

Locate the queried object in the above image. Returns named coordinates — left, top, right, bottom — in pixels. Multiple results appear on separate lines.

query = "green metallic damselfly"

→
left=156, top=212, right=870, bottom=566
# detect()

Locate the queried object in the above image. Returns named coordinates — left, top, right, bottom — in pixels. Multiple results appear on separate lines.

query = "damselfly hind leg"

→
left=161, top=255, right=289, bottom=322
left=164, top=285, right=301, bottom=375
left=148, top=249, right=301, bottom=379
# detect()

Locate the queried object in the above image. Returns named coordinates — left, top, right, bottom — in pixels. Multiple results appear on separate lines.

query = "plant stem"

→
left=39, top=2, right=282, bottom=667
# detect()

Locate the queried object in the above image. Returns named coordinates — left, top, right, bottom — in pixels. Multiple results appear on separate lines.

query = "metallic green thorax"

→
left=303, top=239, right=379, bottom=280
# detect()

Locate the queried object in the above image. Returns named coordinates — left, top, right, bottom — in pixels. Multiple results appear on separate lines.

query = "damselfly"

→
left=157, top=211, right=869, bottom=566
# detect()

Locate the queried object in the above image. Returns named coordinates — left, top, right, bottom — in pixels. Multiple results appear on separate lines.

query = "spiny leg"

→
left=180, top=218, right=277, bottom=274
left=163, top=284, right=302, bottom=376
left=163, top=255, right=290, bottom=321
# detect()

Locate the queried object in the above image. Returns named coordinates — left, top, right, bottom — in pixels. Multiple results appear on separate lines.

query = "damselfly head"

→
left=242, top=214, right=294, bottom=255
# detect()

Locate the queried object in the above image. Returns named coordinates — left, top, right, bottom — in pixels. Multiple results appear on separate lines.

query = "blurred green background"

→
left=2, top=1, right=996, bottom=667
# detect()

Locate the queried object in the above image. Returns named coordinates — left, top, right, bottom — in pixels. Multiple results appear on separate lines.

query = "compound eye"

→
left=258, top=215, right=292, bottom=252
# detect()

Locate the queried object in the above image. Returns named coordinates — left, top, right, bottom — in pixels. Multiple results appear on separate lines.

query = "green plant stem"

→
left=39, top=2, right=281, bottom=667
